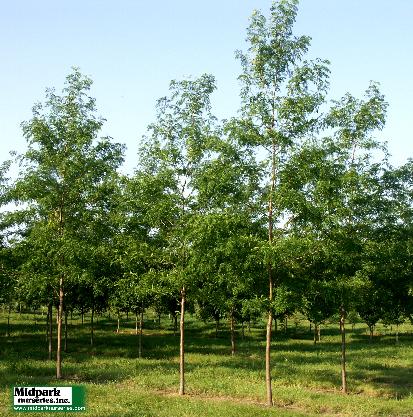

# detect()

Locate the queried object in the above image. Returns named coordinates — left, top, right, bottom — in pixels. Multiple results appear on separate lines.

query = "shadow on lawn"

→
left=1, top=317, right=412, bottom=398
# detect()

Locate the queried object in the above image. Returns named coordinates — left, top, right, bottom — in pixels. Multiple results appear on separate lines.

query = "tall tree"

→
left=280, top=80, right=388, bottom=392
left=9, top=68, right=124, bottom=378
left=234, top=0, right=330, bottom=404
left=137, top=74, right=217, bottom=395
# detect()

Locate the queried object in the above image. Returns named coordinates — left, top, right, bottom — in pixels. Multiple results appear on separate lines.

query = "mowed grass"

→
left=0, top=311, right=412, bottom=417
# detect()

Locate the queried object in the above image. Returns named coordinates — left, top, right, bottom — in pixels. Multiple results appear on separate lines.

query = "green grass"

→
left=0, top=311, right=412, bottom=416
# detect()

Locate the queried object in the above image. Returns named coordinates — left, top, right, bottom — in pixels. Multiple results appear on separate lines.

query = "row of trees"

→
left=1, top=0, right=412, bottom=405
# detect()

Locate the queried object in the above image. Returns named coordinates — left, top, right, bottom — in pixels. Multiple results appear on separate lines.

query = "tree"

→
left=137, top=74, right=217, bottom=395
left=9, top=68, right=124, bottom=378
left=234, top=0, right=330, bottom=404
left=280, top=80, right=388, bottom=392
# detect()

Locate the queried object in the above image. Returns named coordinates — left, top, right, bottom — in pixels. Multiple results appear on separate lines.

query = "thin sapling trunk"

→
left=230, top=308, right=236, bottom=356
left=56, top=277, right=63, bottom=379
left=139, top=307, right=143, bottom=358
left=48, top=304, right=53, bottom=360
left=340, top=306, right=347, bottom=394
left=179, top=287, right=186, bottom=396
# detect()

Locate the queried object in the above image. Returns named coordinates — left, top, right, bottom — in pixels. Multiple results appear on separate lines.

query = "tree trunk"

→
left=64, top=309, right=68, bottom=353
left=369, top=325, right=373, bottom=342
left=265, top=136, right=277, bottom=407
left=284, top=316, right=287, bottom=334
left=230, top=308, right=236, bottom=356
left=173, top=313, right=178, bottom=335
left=314, top=323, right=318, bottom=345
left=7, top=305, right=11, bottom=337
left=45, top=307, right=49, bottom=343
left=135, top=312, right=138, bottom=335
left=81, top=309, right=84, bottom=326
left=117, top=315, right=120, bottom=333
left=56, top=276, right=63, bottom=379
left=241, top=321, right=245, bottom=340
left=318, top=325, right=321, bottom=342
left=179, top=287, right=186, bottom=396
left=138, top=307, right=143, bottom=358
left=48, top=304, right=53, bottom=361
left=90, top=305, right=94, bottom=347
left=340, top=306, right=347, bottom=394
left=265, top=307, right=273, bottom=406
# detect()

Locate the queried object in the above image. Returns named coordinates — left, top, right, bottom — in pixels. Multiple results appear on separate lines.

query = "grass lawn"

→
left=0, top=311, right=412, bottom=416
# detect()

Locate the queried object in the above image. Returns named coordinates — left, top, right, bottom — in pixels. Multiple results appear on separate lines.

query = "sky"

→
left=1, top=0, right=412, bottom=175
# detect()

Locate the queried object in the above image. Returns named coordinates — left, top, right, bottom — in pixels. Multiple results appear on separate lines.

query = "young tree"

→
left=137, top=74, right=217, bottom=395
left=234, top=0, right=330, bottom=404
left=281, top=81, right=388, bottom=392
left=9, top=68, right=124, bottom=378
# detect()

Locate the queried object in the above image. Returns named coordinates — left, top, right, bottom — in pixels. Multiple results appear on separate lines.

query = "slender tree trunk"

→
left=7, top=305, right=11, bottom=337
left=64, top=309, right=68, bottom=353
left=90, top=305, right=94, bottom=347
left=314, top=324, right=318, bottom=345
left=318, top=325, right=321, bottom=342
left=265, top=305, right=273, bottom=406
left=81, top=309, right=84, bottom=326
left=48, top=304, right=53, bottom=361
left=340, top=306, right=347, bottom=394
left=179, top=287, right=186, bottom=396
left=56, top=276, right=63, bottom=379
left=117, top=315, right=120, bottom=333
left=265, top=137, right=277, bottom=407
left=230, top=308, right=236, bottom=356
left=369, top=325, right=373, bottom=342
left=138, top=307, right=143, bottom=358
left=135, top=312, right=138, bottom=335
left=46, top=307, right=49, bottom=343
left=241, top=321, right=245, bottom=340
left=173, top=313, right=178, bottom=337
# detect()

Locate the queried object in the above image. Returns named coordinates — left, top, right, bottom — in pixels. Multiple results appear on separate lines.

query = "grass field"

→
left=1, top=311, right=412, bottom=416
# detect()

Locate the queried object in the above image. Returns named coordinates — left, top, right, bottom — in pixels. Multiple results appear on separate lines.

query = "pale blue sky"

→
left=1, top=1, right=412, bottom=174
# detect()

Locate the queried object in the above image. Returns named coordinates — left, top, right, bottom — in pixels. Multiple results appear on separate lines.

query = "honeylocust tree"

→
left=10, top=69, right=124, bottom=378
left=280, top=81, right=388, bottom=392
left=234, top=0, right=330, bottom=404
left=137, top=74, right=217, bottom=395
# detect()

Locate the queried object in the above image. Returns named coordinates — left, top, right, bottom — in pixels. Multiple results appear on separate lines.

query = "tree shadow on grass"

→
left=1, top=319, right=412, bottom=399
